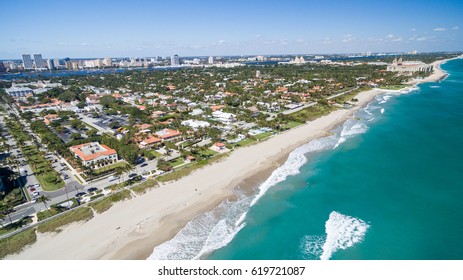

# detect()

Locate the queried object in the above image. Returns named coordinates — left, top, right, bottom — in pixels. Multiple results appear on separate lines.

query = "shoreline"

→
left=6, top=58, right=452, bottom=260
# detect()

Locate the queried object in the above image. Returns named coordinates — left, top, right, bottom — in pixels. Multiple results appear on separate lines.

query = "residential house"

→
left=155, top=128, right=182, bottom=142
left=43, top=114, right=60, bottom=125
left=69, top=142, right=118, bottom=169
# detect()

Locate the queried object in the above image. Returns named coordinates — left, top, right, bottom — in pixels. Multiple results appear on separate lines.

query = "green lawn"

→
left=0, top=217, right=33, bottom=236
left=88, top=189, right=132, bottom=214
left=379, top=84, right=408, bottom=90
left=0, top=228, right=37, bottom=259
left=282, top=121, right=303, bottom=130
left=157, top=153, right=229, bottom=183
left=93, top=161, right=128, bottom=175
left=36, top=198, right=80, bottom=221
left=37, top=207, right=94, bottom=233
left=35, top=171, right=65, bottom=191
left=169, top=158, right=184, bottom=167
left=149, top=150, right=163, bottom=158
left=254, top=132, right=273, bottom=140
left=199, top=150, right=218, bottom=157
left=290, top=104, right=336, bottom=122
left=236, top=138, right=256, bottom=147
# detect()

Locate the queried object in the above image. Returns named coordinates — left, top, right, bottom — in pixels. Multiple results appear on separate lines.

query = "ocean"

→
left=149, top=58, right=463, bottom=260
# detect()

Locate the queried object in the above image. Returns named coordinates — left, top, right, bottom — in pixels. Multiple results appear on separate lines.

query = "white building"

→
left=181, top=119, right=210, bottom=130
left=103, top=57, right=112, bottom=67
left=212, top=110, right=236, bottom=124
left=69, top=142, right=118, bottom=169
left=387, top=58, right=433, bottom=73
left=171, top=54, right=180, bottom=66
left=46, top=59, right=55, bottom=70
left=208, top=56, right=214, bottom=64
left=6, top=87, right=33, bottom=97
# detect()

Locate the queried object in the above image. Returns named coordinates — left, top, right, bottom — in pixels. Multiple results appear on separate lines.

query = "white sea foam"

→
left=300, top=235, right=326, bottom=259
left=430, top=85, right=441, bottom=88
left=320, top=211, right=369, bottom=260
left=148, top=195, right=250, bottom=260
left=149, top=102, right=378, bottom=260
left=381, top=108, right=385, bottom=114
left=250, top=135, right=337, bottom=206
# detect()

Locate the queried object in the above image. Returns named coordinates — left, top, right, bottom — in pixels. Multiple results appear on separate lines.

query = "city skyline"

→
left=1, top=0, right=463, bottom=59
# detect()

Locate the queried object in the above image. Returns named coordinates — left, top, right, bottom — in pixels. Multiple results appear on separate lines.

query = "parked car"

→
left=140, top=163, right=148, bottom=167
left=29, top=187, right=36, bottom=192
left=87, top=187, right=98, bottom=193
left=128, top=173, right=137, bottom=178
left=75, top=192, right=86, bottom=198
left=32, top=191, right=40, bottom=197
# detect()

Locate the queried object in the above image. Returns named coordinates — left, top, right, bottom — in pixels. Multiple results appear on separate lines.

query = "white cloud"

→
left=218, top=40, right=226, bottom=44
left=416, top=36, right=434, bottom=41
left=342, top=34, right=354, bottom=43
left=385, top=34, right=402, bottom=42
left=411, top=28, right=417, bottom=32
left=452, top=26, right=459, bottom=30
left=433, top=27, right=447, bottom=32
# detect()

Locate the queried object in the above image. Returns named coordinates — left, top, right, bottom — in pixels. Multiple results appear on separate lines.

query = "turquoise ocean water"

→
left=149, top=58, right=463, bottom=260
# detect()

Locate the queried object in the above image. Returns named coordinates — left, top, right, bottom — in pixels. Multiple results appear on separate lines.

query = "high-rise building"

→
left=47, top=59, right=55, bottom=70
left=208, top=56, right=214, bottom=64
left=22, top=54, right=33, bottom=69
left=33, top=54, right=45, bottom=68
left=54, top=59, right=61, bottom=67
left=0, top=62, right=6, bottom=73
left=103, top=57, right=112, bottom=67
left=171, top=54, right=180, bottom=66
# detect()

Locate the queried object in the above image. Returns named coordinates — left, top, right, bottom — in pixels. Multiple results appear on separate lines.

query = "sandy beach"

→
left=6, top=59, right=451, bottom=260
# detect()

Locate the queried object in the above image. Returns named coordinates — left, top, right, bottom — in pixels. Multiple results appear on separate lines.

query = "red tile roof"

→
left=69, top=142, right=117, bottom=161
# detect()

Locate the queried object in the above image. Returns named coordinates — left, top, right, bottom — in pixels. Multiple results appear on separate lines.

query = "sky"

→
left=1, top=0, right=462, bottom=59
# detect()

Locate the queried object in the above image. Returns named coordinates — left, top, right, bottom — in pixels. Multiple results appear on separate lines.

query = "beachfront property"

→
left=387, top=58, right=433, bottom=73
left=210, top=142, right=228, bottom=153
left=69, top=142, right=118, bottom=168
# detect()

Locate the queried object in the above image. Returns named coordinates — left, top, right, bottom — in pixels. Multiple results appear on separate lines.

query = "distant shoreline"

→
left=6, top=58, right=454, bottom=260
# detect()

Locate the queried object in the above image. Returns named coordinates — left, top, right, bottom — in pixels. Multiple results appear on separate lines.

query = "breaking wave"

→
left=320, top=211, right=369, bottom=260
left=300, top=211, right=369, bottom=260
left=149, top=95, right=388, bottom=260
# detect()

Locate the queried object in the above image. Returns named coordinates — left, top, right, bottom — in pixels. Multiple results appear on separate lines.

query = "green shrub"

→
left=44, top=174, right=58, bottom=184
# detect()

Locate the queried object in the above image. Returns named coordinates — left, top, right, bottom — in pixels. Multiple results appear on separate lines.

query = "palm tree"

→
left=0, top=203, right=13, bottom=224
left=36, top=195, right=51, bottom=214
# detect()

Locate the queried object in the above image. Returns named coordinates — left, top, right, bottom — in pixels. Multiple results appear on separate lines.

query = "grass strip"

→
left=131, top=179, right=159, bottom=195
left=0, top=228, right=37, bottom=259
left=37, top=207, right=94, bottom=233
left=89, top=189, right=132, bottom=214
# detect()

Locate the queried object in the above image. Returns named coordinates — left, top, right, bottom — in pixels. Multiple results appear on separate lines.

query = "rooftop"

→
left=69, top=142, right=117, bottom=161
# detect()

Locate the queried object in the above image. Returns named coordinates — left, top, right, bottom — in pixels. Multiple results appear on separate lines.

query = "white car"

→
left=32, top=191, right=40, bottom=197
